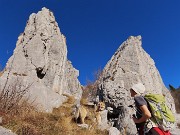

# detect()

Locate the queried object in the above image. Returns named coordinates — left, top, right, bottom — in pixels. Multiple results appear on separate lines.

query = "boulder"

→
left=108, top=127, right=120, bottom=135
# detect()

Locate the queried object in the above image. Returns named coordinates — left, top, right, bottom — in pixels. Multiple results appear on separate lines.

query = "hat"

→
left=131, top=83, right=145, bottom=95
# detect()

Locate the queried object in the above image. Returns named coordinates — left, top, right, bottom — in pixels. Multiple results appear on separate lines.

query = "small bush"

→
left=0, top=72, right=3, bottom=77
left=170, top=85, right=180, bottom=113
left=0, top=66, right=4, bottom=77
left=0, top=78, right=32, bottom=115
left=82, top=68, right=103, bottom=102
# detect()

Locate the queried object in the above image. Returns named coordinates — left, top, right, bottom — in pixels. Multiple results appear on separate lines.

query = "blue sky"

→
left=0, top=0, right=179, bottom=88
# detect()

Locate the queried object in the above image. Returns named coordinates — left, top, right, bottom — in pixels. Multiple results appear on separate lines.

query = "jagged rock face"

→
left=0, top=7, right=82, bottom=112
left=97, top=36, right=176, bottom=134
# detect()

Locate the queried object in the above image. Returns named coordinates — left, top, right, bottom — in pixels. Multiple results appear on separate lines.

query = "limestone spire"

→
left=0, top=8, right=82, bottom=112
left=97, top=36, right=175, bottom=134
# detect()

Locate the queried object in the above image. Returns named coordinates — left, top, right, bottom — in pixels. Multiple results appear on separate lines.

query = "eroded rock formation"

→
left=0, top=7, right=82, bottom=112
left=97, top=36, right=176, bottom=134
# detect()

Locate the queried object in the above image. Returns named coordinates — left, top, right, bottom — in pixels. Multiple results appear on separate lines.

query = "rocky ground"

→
left=0, top=126, right=16, bottom=135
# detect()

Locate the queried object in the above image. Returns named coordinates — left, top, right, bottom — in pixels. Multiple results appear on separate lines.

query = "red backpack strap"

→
left=151, top=127, right=171, bottom=135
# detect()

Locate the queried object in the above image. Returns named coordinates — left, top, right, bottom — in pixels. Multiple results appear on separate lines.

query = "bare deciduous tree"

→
left=82, top=68, right=103, bottom=102
left=0, top=57, right=33, bottom=115
left=0, top=78, right=33, bottom=115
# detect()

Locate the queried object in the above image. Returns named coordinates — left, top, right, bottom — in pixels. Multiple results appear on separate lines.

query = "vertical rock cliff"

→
left=97, top=36, right=176, bottom=134
left=0, top=7, right=82, bottom=112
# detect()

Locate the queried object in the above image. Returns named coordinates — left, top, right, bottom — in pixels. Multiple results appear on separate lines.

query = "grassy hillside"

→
left=0, top=95, right=108, bottom=135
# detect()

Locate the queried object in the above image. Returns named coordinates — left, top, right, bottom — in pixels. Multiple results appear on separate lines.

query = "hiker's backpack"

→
left=144, top=94, right=175, bottom=131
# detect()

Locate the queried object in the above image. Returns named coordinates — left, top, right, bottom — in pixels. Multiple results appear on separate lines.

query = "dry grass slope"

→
left=1, top=95, right=108, bottom=135
left=0, top=68, right=108, bottom=134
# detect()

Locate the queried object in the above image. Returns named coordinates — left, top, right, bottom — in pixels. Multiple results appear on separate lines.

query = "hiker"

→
left=130, top=83, right=166, bottom=135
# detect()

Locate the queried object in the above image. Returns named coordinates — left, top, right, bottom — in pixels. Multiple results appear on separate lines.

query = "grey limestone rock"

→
left=171, top=128, right=180, bottom=135
left=108, top=127, right=120, bottom=135
left=0, top=7, right=82, bottom=112
left=97, top=36, right=176, bottom=134
left=77, top=124, right=89, bottom=129
left=0, top=126, right=16, bottom=135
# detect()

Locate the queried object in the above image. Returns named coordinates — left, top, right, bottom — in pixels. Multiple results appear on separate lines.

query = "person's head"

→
left=130, top=83, right=145, bottom=97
